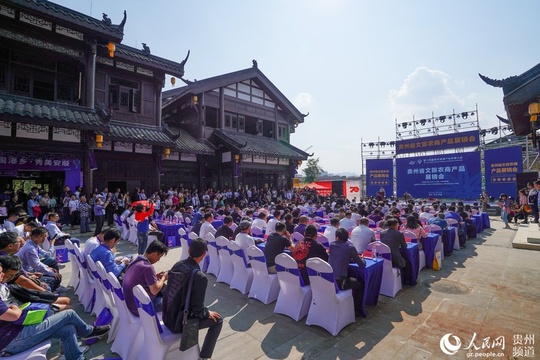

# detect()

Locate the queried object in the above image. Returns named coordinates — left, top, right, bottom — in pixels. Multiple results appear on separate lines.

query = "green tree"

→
left=304, top=157, right=324, bottom=183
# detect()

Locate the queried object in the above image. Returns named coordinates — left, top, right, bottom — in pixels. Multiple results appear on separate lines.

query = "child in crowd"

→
left=498, top=193, right=511, bottom=229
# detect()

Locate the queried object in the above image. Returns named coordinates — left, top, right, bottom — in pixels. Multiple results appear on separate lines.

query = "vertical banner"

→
left=484, top=146, right=522, bottom=197
left=366, top=159, right=393, bottom=197
left=345, top=180, right=361, bottom=202
left=396, top=152, right=481, bottom=199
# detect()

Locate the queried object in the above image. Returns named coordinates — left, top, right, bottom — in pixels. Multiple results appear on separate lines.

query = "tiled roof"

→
left=114, top=44, right=189, bottom=77
left=11, top=0, right=124, bottom=41
left=167, top=127, right=214, bottom=155
left=107, top=124, right=174, bottom=145
left=0, top=94, right=107, bottom=130
left=214, top=129, right=308, bottom=160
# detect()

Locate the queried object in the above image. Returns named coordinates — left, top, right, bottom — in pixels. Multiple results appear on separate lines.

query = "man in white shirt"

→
left=265, top=210, right=281, bottom=235
left=339, top=211, right=356, bottom=230
left=350, top=217, right=375, bottom=253
left=82, top=228, right=107, bottom=258
left=252, top=212, right=267, bottom=232
left=199, top=212, right=216, bottom=240
left=419, top=206, right=434, bottom=220
left=323, top=217, right=340, bottom=242
left=234, top=220, right=256, bottom=251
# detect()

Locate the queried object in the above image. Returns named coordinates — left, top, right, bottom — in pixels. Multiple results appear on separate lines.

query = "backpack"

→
left=8, top=284, right=59, bottom=304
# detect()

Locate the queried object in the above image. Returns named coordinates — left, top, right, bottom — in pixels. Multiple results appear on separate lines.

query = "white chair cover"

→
left=205, top=233, right=220, bottom=277
left=128, top=214, right=138, bottom=245
left=316, top=234, right=330, bottom=248
left=273, top=253, right=312, bottom=321
left=251, top=226, right=264, bottom=238
left=95, top=261, right=119, bottom=343
left=121, top=215, right=129, bottom=240
left=72, top=245, right=93, bottom=312
left=178, top=228, right=189, bottom=261
left=246, top=246, right=279, bottom=304
left=132, top=285, right=199, bottom=360
left=292, top=232, right=304, bottom=244
left=6, top=340, right=50, bottom=360
left=85, top=255, right=106, bottom=317
left=109, top=272, right=144, bottom=359
left=367, top=242, right=402, bottom=297
left=228, top=241, right=253, bottom=294
left=305, top=258, right=355, bottom=336
left=64, top=239, right=79, bottom=289
left=215, top=236, right=234, bottom=285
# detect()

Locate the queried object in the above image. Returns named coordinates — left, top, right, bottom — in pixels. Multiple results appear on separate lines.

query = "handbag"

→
left=432, top=250, right=442, bottom=271
left=13, top=302, right=51, bottom=325
left=179, top=269, right=199, bottom=351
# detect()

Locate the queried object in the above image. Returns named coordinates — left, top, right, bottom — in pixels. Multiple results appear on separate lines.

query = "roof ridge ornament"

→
left=102, top=10, right=127, bottom=34
left=478, top=73, right=518, bottom=88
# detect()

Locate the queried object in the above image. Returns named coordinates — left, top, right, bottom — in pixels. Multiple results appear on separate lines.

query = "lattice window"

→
left=13, top=76, right=30, bottom=94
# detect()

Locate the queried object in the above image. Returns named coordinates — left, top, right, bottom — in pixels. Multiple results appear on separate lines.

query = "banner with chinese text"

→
left=366, top=159, right=393, bottom=197
left=484, top=146, right=522, bottom=197
left=396, top=130, right=479, bottom=155
left=396, top=152, right=481, bottom=199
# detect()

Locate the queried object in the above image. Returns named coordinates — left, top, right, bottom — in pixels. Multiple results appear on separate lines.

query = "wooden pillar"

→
left=82, top=131, right=93, bottom=197
left=200, top=92, right=206, bottom=138
left=219, top=87, right=225, bottom=129
left=85, top=40, right=97, bottom=109
left=274, top=107, right=278, bottom=140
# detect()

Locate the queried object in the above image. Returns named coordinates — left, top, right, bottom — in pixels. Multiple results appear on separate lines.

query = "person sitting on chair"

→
left=380, top=218, right=411, bottom=284
left=90, top=228, right=130, bottom=278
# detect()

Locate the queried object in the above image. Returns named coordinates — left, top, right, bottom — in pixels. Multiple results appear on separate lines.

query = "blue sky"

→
left=55, top=0, right=540, bottom=175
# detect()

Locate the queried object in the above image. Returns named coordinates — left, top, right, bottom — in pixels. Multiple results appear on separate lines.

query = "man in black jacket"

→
left=163, top=238, right=222, bottom=359
left=292, top=225, right=328, bottom=285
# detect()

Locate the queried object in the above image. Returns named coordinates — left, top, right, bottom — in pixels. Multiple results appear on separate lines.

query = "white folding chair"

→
left=6, top=340, right=50, bottom=360
left=121, top=215, right=130, bottom=240
left=425, top=223, right=445, bottom=260
left=274, top=253, right=312, bottom=321
left=72, top=245, right=93, bottom=312
left=305, top=258, right=355, bottom=336
left=133, top=285, right=200, bottom=360
left=64, top=239, right=79, bottom=289
left=85, top=255, right=106, bottom=317
left=292, top=232, right=304, bottom=244
left=445, top=218, right=460, bottom=251
left=402, top=230, right=425, bottom=271
left=128, top=215, right=138, bottom=245
left=205, top=233, right=220, bottom=277
left=228, top=241, right=253, bottom=294
left=215, top=236, right=234, bottom=285
left=368, top=242, right=402, bottom=297
left=247, top=246, right=280, bottom=304
left=251, top=226, right=264, bottom=238
left=109, top=272, right=144, bottom=359
left=95, top=261, right=118, bottom=343
left=230, top=222, right=238, bottom=231
left=113, top=213, right=123, bottom=232
left=178, top=228, right=189, bottom=261
left=316, top=234, right=330, bottom=248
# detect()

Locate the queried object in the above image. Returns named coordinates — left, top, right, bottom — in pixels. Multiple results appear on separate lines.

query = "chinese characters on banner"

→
left=396, top=130, right=479, bottom=155
left=366, top=159, right=393, bottom=197
left=396, top=152, right=481, bottom=199
left=0, top=152, right=79, bottom=170
left=484, top=146, right=522, bottom=197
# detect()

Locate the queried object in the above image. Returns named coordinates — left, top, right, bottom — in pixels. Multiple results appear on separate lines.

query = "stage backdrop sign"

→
left=345, top=180, right=361, bottom=202
left=396, top=152, right=481, bottom=199
left=396, top=130, right=479, bottom=155
left=366, top=159, right=393, bottom=197
left=484, top=146, right=522, bottom=196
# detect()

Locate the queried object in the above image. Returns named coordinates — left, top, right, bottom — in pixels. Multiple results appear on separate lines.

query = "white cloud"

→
left=293, top=92, right=313, bottom=112
left=389, top=67, right=466, bottom=121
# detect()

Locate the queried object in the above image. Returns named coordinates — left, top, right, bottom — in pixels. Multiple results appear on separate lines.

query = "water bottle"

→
left=372, top=247, right=377, bottom=260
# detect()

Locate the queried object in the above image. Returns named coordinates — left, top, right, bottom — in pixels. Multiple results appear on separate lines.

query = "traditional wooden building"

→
left=0, top=0, right=211, bottom=196
left=480, top=64, right=540, bottom=138
left=162, top=63, right=309, bottom=190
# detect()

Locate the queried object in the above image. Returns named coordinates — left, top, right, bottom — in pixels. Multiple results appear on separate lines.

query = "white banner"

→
left=345, top=180, right=361, bottom=203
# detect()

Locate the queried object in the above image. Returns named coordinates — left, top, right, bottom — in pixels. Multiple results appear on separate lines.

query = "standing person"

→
left=122, top=241, right=168, bottom=316
left=328, top=228, right=365, bottom=316
left=78, top=196, right=92, bottom=234
left=292, top=225, right=328, bottom=285
left=527, top=182, right=539, bottom=224
left=93, top=197, right=108, bottom=236
left=480, top=191, right=490, bottom=213
left=498, top=194, right=512, bottom=229
left=68, top=194, right=79, bottom=229
left=135, top=203, right=151, bottom=255
left=163, top=238, right=222, bottom=360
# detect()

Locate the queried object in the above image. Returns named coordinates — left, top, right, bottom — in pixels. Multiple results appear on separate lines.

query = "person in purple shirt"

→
left=93, top=197, right=109, bottom=236
left=90, top=228, right=129, bottom=278
left=293, top=215, right=309, bottom=236
left=122, top=241, right=168, bottom=316
left=328, top=228, right=366, bottom=316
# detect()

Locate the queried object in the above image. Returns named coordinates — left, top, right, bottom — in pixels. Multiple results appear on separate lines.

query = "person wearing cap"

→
left=234, top=220, right=256, bottom=253
left=292, top=224, right=328, bottom=285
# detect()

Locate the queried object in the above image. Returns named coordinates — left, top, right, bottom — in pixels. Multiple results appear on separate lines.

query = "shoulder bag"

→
left=179, top=268, right=199, bottom=351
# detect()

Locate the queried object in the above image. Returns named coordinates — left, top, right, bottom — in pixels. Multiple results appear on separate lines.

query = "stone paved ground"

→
left=47, top=216, right=540, bottom=360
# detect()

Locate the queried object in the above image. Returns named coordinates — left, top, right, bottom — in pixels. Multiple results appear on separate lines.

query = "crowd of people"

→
left=0, top=181, right=493, bottom=359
